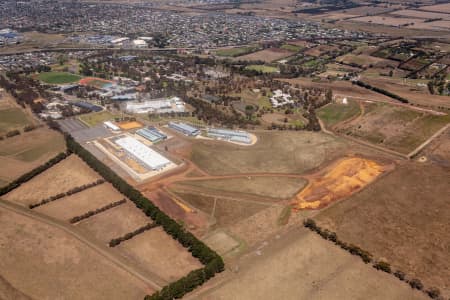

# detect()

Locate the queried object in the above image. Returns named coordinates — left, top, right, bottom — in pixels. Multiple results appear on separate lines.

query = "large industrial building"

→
left=207, top=128, right=252, bottom=144
left=115, top=136, right=171, bottom=170
left=168, top=122, right=200, bottom=136
left=136, top=127, right=167, bottom=143
left=125, top=97, right=185, bottom=114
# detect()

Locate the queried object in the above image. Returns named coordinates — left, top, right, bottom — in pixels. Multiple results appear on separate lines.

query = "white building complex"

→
left=125, top=97, right=185, bottom=114
left=270, top=89, right=293, bottom=108
left=115, top=136, right=171, bottom=170
left=207, top=128, right=252, bottom=144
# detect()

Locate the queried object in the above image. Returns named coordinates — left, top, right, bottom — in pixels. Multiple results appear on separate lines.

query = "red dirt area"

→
left=144, top=189, right=209, bottom=236
left=78, top=77, right=113, bottom=88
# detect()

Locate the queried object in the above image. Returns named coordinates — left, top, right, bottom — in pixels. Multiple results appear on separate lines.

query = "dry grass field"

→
left=191, top=131, right=347, bottom=175
left=315, top=162, right=450, bottom=298
left=33, top=183, right=124, bottom=221
left=236, top=48, right=294, bottom=63
left=0, top=208, right=149, bottom=300
left=117, top=227, right=203, bottom=282
left=77, top=201, right=150, bottom=243
left=336, top=103, right=450, bottom=154
left=336, top=54, right=398, bottom=68
left=0, top=128, right=65, bottom=186
left=174, top=176, right=307, bottom=200
left=193, top=228, right=427, bottom=300
left=3, top=155, right=100, bottom=206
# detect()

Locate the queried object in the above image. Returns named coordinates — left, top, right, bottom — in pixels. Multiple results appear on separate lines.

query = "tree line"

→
left=70, top=198, right=127, bottom=224
left=109, top=223, right=159, bottom=247
left=353, top=80, right=409, bottom=104
left=64, top=134, right=224, bottom=299
left=303, top=218, right=443, bottom=300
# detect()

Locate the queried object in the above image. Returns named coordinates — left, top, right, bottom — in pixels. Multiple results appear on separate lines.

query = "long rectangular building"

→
left=207, top=128, right=252, bottom=144
left=136, top=127, right=167, bottom=143
left=168, top=122, right=200, bottom=136
left=115, top=136, right=170, bottom=170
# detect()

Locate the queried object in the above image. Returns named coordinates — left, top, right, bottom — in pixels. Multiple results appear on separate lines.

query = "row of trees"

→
left=303, top=219, right=443, bottom=299
left=0, top=151, right=69, bottom=196
left=29, top=179, right=105, bottom=209
left=353, top=80, right=409, bottom=104
left=70, top=198, right=126, bottom=224
left=109, top=223, right=159, bottom=247
left=64, top=134, right=224, bottom=299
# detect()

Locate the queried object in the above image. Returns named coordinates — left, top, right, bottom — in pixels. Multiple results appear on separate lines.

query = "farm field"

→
left=292, top=157, right=389, bottom=210
left=33, top=182, right=124, bottom=221
left=244, top=65, right=279, bottom=73
left=0, top=108, right=33, bottom=135
left=315, top=162, right=450, bottom=298
left=336, top=54, right=398, bottom=68
left=3, top=155, right=100, bottom=206
left=0, top=128, right=65, bottom=186
left=194, top=228, right=427, bottom=300
left=77, top=201, right=150, bottom=243
left=317, top=99, right=361, bottom=127
left=0, top=207, right=149, bottom=300
left=336, top=103, right=450, bottom=154
left=117, top=227, right=202, bottom=282
left=237, top=48, right=293, bottom=63
left=174, top=176, right=307, bottom=200
left=215, top=46, right=259, bottom=57
left=190, top=131, right=348, bottom=175
left=79, top=110, right=118, bottom=127
left=36, top=71, right=82, bottom=84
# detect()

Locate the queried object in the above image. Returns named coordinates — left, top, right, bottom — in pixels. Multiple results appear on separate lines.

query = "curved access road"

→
left=0, top=198, right=166, bottom=291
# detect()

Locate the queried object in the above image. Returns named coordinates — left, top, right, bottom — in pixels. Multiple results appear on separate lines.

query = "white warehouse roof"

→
left=115, top=136, right=171, bottom=170
left=104, top=121, right=120, bottom=131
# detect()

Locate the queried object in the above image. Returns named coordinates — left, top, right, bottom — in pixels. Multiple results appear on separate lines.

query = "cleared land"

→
left=336, top=54, right=398, bottom=68
left=215, top=46, right=259, bottom=57
left=0, top=207, right=149, bottom=300
left=174, top=176, right=307, bottom=200
left=292, top=157, right=388, bottom=210
left=191, top=131, right=347, bottom=175
left=244, top=65, right=279, bottom=73
left=36, top=72, right=82, bottom=84
left=317, top=99, right=361, bottom=127
left=195, top=228, right=427, bottom=300
left=0, top=128, right=65, bottom=186
left=336, top=103, right=450, bottom=154
left=0, top=108, right=33, bottom=135
left=34, top=183, right=124, bottom=221
left=3, top=155, right=100, bottom=206
left=118, top=227, right=202, bottom=282
left=315, top=162, right=450, bottom=298
left=237, top=48, right=293, bottom=63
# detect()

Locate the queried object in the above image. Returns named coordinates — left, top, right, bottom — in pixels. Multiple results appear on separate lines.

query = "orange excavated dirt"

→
left=292, top=157, right=387, bottom=210
left=118, top=121, right=143, bottom=130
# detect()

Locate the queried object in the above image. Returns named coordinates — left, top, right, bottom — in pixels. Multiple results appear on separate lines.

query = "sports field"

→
left=244, top=65, right=279, bottom=73
left=36, top=72, right=82, bottom=84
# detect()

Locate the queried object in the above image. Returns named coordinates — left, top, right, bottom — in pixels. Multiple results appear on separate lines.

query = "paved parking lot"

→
left=58, top=118, right=112, bottom=143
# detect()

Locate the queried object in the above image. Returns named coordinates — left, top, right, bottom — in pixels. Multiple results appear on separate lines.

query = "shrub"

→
left=426, top=287, right=441, bottom=299
left=5, top=129, right=20, bottom=138
left=373, top=261, right=391, bottom=273
left=409, top=278, right=423, bottom=290
left=394, top=270, right=406, bottom=281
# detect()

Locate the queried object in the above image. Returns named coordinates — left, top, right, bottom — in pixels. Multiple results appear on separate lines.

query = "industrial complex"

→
left=125, top=97, right=185, bottom=114
left=206, top=128, right=253, bottom=144
left=136, top=126, right=168, bottom=143
left=168, top=122, right=200, bottom=136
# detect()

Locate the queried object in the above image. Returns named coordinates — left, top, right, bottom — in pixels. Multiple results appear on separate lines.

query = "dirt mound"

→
left=292, top=157, right=388, bottom=210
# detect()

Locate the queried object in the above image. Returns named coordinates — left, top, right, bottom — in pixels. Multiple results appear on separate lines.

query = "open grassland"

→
left=237, top=48, right=293, bottom=63
left=315, top=163, right=450, bottom=298
left=0, top=108, right=33, bottom=135
left=36, top=71, right=82, bottom=84
left=3, top=155, right=100, bottom=206
left=174, top=176, right=307, bottom=200
left=191, top=131, right=348, bottom=175
left=34, top=182, right=124, bottom=221
left=336, top=54, right=398, bottom=68
left=215, top=46, right=259, bottom=57
left=171, top=191, right=267, bottom=228
left=336, top=103, right=450, bottom=154
left=292, top=157, right=388, bottom=210
left=229, top=89, right=271, bottom=109
left=0, top=128, right=65, bottom=186
left=244, top=65, right=279, bottom=73
left=77, top=201, right=150, bottom=243
left=317, top=99, right=361, bottom=127
left=0, top=208, right=149, bottom=300
left=280, top=43, right=303, bottom=52
left=78, top=111, right=118, bottom=127
left=195, top=228, right=427, bottom=300
left=117, top=227, right=202, bottom=282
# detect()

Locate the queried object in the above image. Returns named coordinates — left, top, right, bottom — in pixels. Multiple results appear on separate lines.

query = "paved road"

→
left=0, top=199, right=166, bottom=290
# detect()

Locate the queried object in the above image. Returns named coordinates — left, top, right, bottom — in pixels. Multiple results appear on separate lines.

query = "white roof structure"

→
left=115, top=136, right=170, bottom=170
left=104, top=121, right=120, bottom=131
